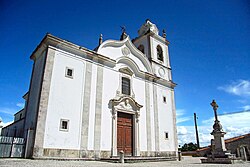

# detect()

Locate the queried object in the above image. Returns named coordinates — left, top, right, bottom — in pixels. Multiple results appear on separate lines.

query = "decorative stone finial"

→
left=162, top=29, right=166, bottom=38
left=145, top=18, right=150, bottom=23
left=120, top=26, right=128, bottom=40
left=120, top=26, right=126, bottom=33
left=99, top=34, right=103, bottom=45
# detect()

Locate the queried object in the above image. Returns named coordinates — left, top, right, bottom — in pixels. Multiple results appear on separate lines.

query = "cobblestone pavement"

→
left=0, top=156, right=249, bottom=167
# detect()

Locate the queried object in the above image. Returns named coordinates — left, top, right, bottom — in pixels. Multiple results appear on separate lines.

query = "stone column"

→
left=242, top=147, right=247, bottom=161
left=134, top=112, right=140, bottom=156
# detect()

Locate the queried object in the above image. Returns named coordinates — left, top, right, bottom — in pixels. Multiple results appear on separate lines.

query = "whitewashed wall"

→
left=132, top=36, right=149, bottom=59
left=43, top=50, right=85, bottom=149
left=133, top=77, right=147, bottom=151
left=157, top=86, right=176, bottom=151
left=100, top=68, right=119, bottom=150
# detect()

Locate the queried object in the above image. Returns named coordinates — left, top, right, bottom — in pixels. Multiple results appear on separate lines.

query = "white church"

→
left=2, top=20, right=178, bottom=159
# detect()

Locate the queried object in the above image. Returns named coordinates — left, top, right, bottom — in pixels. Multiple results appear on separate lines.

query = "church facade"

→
left=2, top=20, right=178, bottom=159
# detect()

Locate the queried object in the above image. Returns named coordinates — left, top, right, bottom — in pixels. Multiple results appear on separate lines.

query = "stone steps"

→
left=100, top=156, right=177, bottom=163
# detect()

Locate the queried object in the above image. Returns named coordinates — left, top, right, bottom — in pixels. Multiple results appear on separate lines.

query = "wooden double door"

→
left=117, top=112, right=133, bottom=156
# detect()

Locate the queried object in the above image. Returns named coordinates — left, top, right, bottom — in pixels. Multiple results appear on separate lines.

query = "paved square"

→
left=0, top=156, right=249, bottom=167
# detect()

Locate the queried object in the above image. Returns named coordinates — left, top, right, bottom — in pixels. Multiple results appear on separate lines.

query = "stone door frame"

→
left=109, top=97, right=142, bottom=157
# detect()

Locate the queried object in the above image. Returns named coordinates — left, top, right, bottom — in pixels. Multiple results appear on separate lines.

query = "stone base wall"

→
left=42, top=148, right=111, bottom=159
left=34, top=148, right=177, bottom=159
left=140, top=151, right=177, bottom=158
left=43, top=148, right=80, bottom=158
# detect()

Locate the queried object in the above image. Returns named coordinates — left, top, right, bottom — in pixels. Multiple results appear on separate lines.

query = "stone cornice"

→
left=149, top=58, right=172, bottom=70
left=145, top=72, right=177, bottom=89
left=133, top=31, right=170, bottom=46
left=14, top=108, right=25, bottom=116
left=30, top=34, right=116, bottom=68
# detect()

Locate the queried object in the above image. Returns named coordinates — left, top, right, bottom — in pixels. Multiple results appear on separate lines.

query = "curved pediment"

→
left=110, top=96, right=142, bottom=112
left=97, top=36, right=153, bottom=74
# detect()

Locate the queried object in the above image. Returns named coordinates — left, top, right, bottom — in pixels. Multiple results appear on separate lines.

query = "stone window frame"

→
left=122, top=77, right=131, bottom=96
left=60, top=119, right=69, bottom=132
left=65, top=67, right=74, bottom=79
left=117, top=67, right=135, bottom=98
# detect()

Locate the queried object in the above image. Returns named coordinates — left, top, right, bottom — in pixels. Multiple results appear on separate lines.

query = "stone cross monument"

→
left=201, top=100, right=237, bottom=164
left=210, top=100, right=227, bottom=157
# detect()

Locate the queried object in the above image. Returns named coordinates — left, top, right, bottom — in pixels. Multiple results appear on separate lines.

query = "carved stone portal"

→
left=109, top=96, right=142, bottom=157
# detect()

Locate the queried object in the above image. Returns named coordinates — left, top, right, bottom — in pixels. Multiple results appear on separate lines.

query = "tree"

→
left=180, top=142, right=198, bottom=151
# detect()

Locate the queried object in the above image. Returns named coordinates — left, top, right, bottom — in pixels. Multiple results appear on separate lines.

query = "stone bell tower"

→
left=133, top=19, right=172, bottom=81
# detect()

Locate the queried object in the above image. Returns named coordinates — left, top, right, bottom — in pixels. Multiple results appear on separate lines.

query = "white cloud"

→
left=241, top=105, right=250, bottom=111
left=176, top=109, right=192, bottom=124
left=177, top=126, right=188, bottom=135
left=1, top=121, right=13, bottom=128
left=202, top=110, right=250, bottom=128
left=177, top=117, right=192, bottom=124
left=0, top=107, right=17, bottom=128
left=0, top=107, right=16, bottom=115
left=238, top=99, right=248, bottom=104
left=177, top=126, right=195, bottom=146
left=201, top=111, right=250, bottom=142
left=177, top=125, right=212, bottom=147
left=218, top=80, right=250, bottom=97
left=178, top=111, right=250, bottom=147
left=176, top=109, right=185, bottom=117
left=0, top=117, right=13, bottom=128
left=16, top=102, right=24, bottom=108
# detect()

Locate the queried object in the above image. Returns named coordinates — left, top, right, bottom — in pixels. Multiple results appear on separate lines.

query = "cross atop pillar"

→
left=210, top=100, right=223, bottom=132
left=210, top=100, right=219, bottom=121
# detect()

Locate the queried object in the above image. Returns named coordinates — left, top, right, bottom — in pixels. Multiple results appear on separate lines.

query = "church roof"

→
left=29, top=33, right=176, bottom=88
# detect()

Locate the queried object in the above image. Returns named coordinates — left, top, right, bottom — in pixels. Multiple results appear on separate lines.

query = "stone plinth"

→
left=201, top=157, right=238, bottom=164
left=210, top=121, right=227, bottom=157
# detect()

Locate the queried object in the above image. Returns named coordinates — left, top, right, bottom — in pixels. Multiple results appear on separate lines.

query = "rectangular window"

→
left=163, top=96, right=166, bottom=103
left=122, top=77, right=130, bottom=95
left=65, top=67, right=74, bottom=78
left=60, top=119, right=69, bottom=131
left=165, top=132, right=169, bottom=139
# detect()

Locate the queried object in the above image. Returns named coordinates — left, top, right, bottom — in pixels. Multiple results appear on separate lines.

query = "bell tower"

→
left=133, top=19, right=172, bottom=81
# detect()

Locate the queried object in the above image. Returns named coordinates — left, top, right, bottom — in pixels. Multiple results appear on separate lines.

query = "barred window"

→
left=60, top=119, right=69, bottom=131
left=122, top=77, right=130, bottom=95
left=65, top=67, right=74, bottom=79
